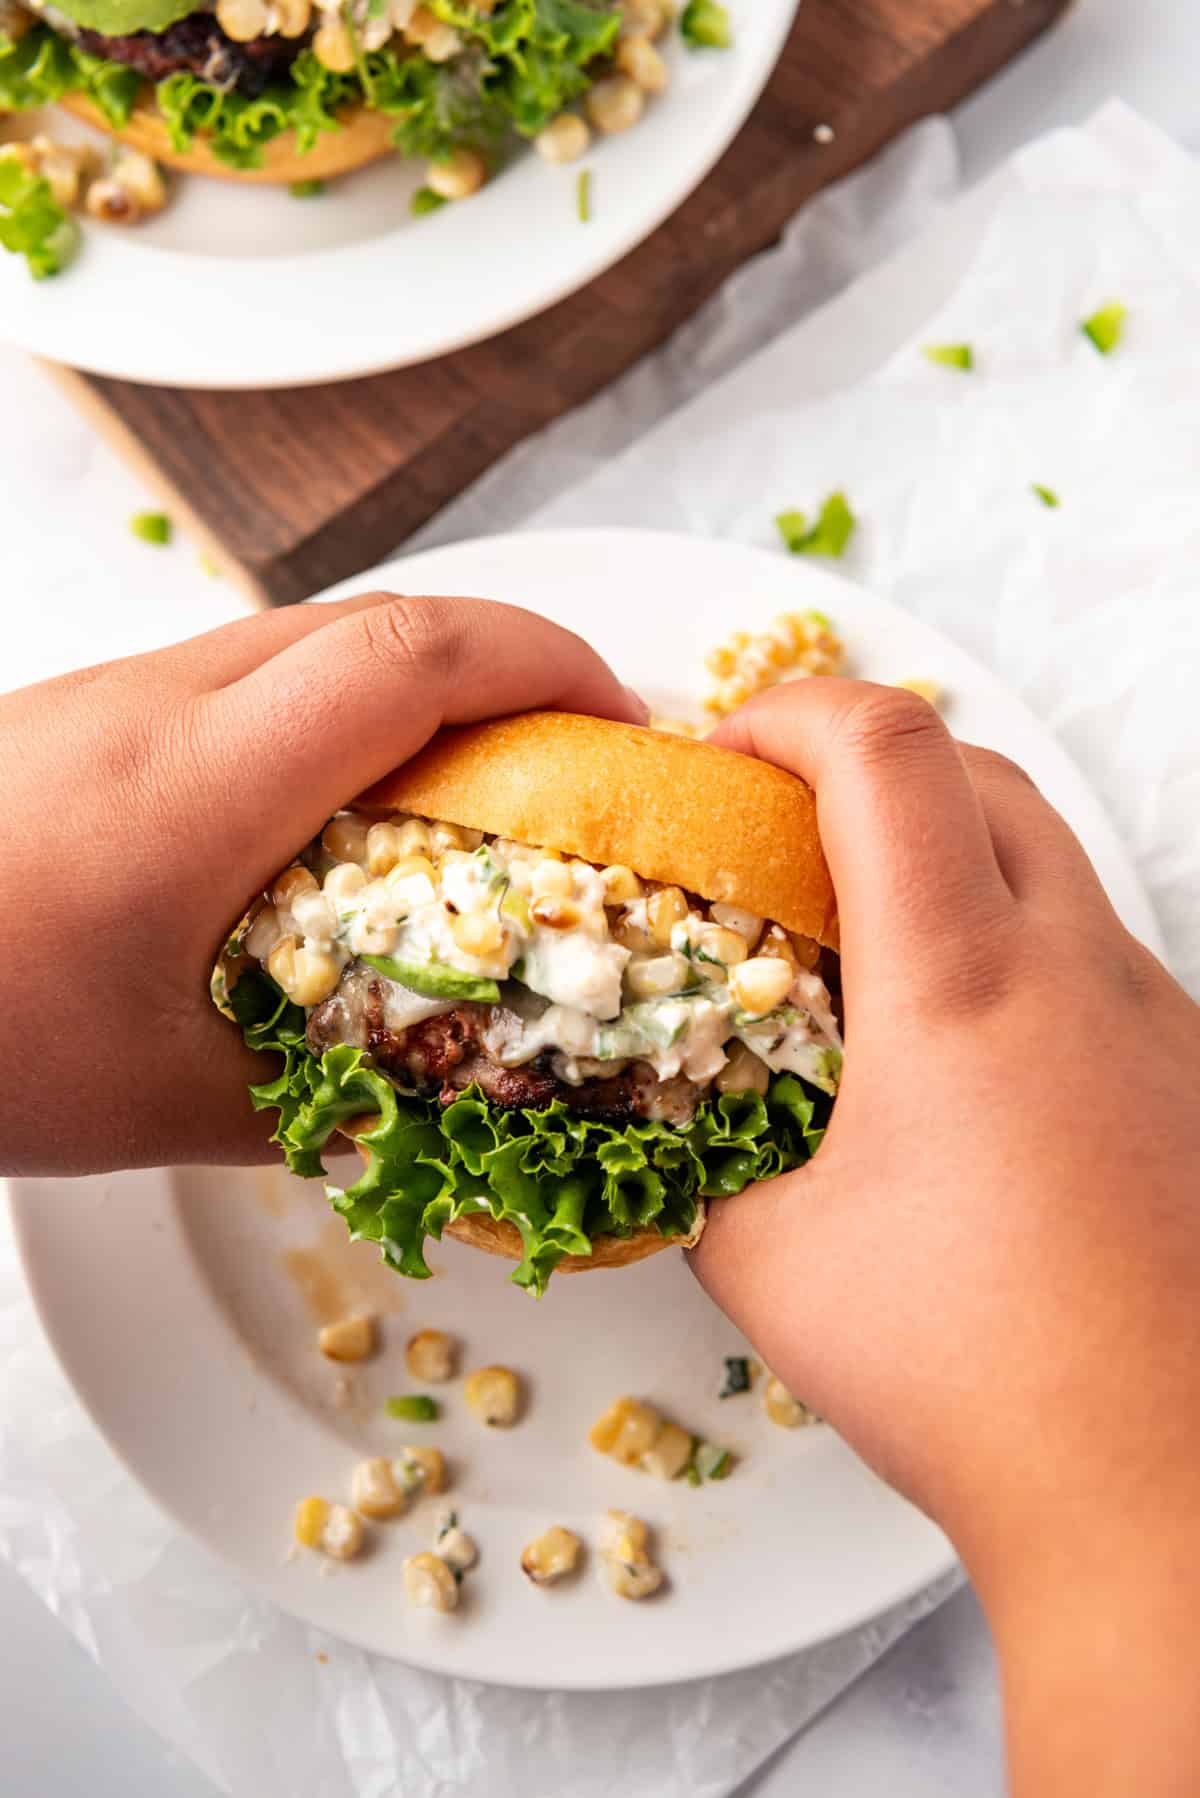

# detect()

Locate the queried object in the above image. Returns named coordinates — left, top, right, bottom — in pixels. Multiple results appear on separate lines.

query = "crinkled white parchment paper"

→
left=3, top=100, right=1199, bottom=1798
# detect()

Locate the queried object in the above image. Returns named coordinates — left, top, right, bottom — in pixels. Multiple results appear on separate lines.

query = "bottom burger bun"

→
left=58, top=91, right=397, bottom=184
left=340, top=1117, right=677, bottom=1274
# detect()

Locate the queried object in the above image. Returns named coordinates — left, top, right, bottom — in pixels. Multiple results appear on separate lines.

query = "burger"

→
left=213, top=713, right=842, bottom=1294
left=0, top=0, right=624, bottom=184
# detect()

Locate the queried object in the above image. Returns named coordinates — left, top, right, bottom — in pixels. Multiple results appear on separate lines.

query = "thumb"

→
left=197, top=591, right=645, bottom=894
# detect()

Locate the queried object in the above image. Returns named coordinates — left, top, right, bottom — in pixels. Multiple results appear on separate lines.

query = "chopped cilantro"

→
left=385, top=1394, right=439, bottom=1421
left=130, top=511, right=172, bottom=546
left=923, top=342, right=974, bottom=371
left=1031, top=483, right=1060, bottom=508
left=1080, top=301, right=1127, bottom=355
left=576, top=167, right=591, bottom=222
left=775, top=491, right=856, bottom=559
left=718, top=1355, right=752, bottom=1398
left=289, top=178, right=326, bottom=198
left=680, top=0, right=732, bottom=47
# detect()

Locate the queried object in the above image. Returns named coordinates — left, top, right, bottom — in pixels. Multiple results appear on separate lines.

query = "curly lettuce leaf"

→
left=157, top=52, right=356, bottom=168
left=0, top=24, right=140, bottom=122
left=0, top=153, right=79, bottom=279
left=232, top=965, right=829, bottom=1297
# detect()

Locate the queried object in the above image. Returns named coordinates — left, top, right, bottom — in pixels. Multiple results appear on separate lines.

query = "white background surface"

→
left=1, top=0, right=1197, bottom=1790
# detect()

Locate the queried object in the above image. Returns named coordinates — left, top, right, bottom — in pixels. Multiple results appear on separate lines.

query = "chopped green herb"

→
left=680, top=0, right=732, bottom=48
left=685, top=1464, right=702, bottom=1487
left=1031, top=483, right=1060, bottom=509
left=360, top=954, right=500, bottom=1003
left=1080, top=301, right=1127, bottom=355
left=385, top=1394, right=439, bottom=1421
left=289, top=178, right=326, bottom=198
left=718, top=1355, right=752, bottom=1398
left=775, top=492, right=856, bottom=559
left=923, top=342, right=974, bottom=371
left=0, top=154, right=79, bottom=280
left=576, top=166, right=591, bottom=223
left=130, top=511, right=172, bottom=546
left=692, top=1440, right=733, bottom=1481
left=197, top=552, right=223, bottom=577
left=411, top=185, right=448, bottom=216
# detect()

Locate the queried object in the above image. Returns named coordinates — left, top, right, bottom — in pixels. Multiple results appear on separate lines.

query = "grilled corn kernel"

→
left=521, top=1525, right=582, bottom=1585
left=599, top=863, right=643, bottom=905
left=531, top=857, right=573, bottom=899
left=313, top=15, right=355, bottom=65
left=715, top=1042, right=771, bottom=1096
left=291, top=888, right=337, bottom=943
left=586, top=72, right=645, bottom=134
left=616, top=33, right=667, bottom=93
left=394, top=818, right=433, bottom=859
left=426, top=148, right=485, bottom=200
left=265, top=935, right=300, bottom=994
left=397, top=1445, right=447, bottom=1496
left=273, top=864, right=318, bottom=907
left=85, top=177, right=140, bottom=224
left=710, top=902, right=763, bottom=948
left=605, top=1556, right=664, bottom=1599
left=646, top=885, right=687, bottom=946
left=431, top=820, right=483, bottom=854
left=464, top=1365, right=521, bottom=1427
left=757, top=923, right=799, bottom=971
left=405, top=4, right=459, bottom=56
left=366, top=821, right=403, bottom=877
left=695, top=923, right=749, bottom=967
left=352, top=1456, right=406, bottom=1519
left=322, top=812, right=371, bottom=865
left=273, top=0, right=311, bottom=32
left=728, top=955, right=795, bottom=1017
left=216, top=0, right=268, bottom=35
left=110, top=147, right=166, bottom=211
left=895, top=677, right=942, bottom=707
left=535, top=112, right=591, bottom=164
left=619, top=0, right=666, bottom=38
left=640, top=1420, right=692, bottom=1481
left=434, top=1512, right=478, bottom=1571
left=451, top=909, right=505, bottom=957
left=403, top=1551, right=459, bottom=1611
left=323, top=861, right=366, bottom=904
left=599, top=1510, right=662, bottom=1600
left=599, top=1508, right=648, bottom=1559
left=243, top=904, right=284, bottom=960
left=317, top=1314, right=375, bottom=1363
left=590, top=1395, right=659, bottom=1463
left=294, top=1495, right=329, bottom=1548
left=625, top=952, right=688, bottom=999
left=763, top=1375, right=815, bottom=1429
left=705, top=644, right=736, bottom=678
left=386, top=853, right=437, bottom=890
left=282, top=942, right=342, bottom=1006
left=313, top=1502, right=364, bottom=1560
left=612, top=913, right=654, bottom=953
left=405, top=1328, right=457, bottom=1383
left=30, top=137, right=90, bottom=208
left=530, top=895, right=581, bottom=931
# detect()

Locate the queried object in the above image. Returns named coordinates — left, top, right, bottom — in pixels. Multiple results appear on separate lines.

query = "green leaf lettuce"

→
left=230, top=965, right=830, bottom=1296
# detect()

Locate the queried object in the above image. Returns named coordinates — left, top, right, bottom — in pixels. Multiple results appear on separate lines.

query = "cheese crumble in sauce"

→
left=239, top=816, right=842, bottom=1121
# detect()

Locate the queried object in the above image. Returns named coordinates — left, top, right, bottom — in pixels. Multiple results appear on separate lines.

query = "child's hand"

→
left=691, top=680, right=1200, bottom=1795
left=1, top=592, right=643, bottom=1178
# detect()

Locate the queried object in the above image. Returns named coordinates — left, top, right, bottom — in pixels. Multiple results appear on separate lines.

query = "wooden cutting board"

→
left=50, top=0, right=1068, bottom=606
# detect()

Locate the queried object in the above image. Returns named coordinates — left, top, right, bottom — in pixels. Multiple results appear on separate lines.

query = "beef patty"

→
left=74, top=12, right=297, bottom=97
left=307, top=984, right=700, bottom=1126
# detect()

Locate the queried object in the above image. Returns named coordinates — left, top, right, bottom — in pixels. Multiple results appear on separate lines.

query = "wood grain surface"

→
left=51, top=0, right=1070, bottom=606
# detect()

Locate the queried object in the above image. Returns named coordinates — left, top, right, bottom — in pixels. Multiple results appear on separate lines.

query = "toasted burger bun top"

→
left=358, top=711, right=838, bottom=949
left=58, top=93, right=396, bottom=184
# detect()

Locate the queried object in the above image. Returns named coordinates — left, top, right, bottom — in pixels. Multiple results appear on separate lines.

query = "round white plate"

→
left=0, top=2, right=796, bottom=388
left=11, top=529, right=1164, bottom=1689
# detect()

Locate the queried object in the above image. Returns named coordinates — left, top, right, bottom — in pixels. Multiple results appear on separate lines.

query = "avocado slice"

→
left=359, top=954, right=501, bottom=1004
left=46, top=0, right=202, bottom=37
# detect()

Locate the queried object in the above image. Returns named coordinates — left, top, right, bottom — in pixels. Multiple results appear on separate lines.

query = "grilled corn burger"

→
left=0, top=0, right=624, bottom=183
left=213, top=713, right=842, bottom=1294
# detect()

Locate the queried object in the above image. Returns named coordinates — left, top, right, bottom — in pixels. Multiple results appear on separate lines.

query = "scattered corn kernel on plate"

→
left=0, top=0, right=797, bottom=388
left=8, top=530, right=1163, bottom=1686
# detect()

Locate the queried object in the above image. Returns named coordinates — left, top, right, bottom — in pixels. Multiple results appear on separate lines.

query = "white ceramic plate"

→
left=10, top=529, right=1164, bottom=1689
left=0, top=1, right=796, bottom=388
